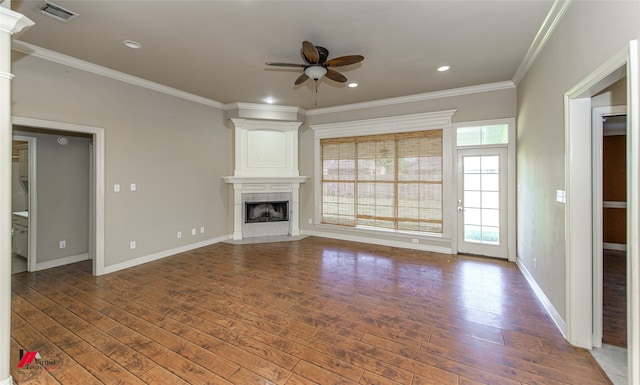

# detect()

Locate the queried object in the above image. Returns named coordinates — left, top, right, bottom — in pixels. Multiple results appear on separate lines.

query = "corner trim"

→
left=11, top=40, right=225, bottom=109
left=517, top=258, right=568, bottom=339
left=103, top=235, right=230, bottom=275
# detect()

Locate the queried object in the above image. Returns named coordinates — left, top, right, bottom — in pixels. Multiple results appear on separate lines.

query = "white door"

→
left=457, top=148, right=508, bottom=259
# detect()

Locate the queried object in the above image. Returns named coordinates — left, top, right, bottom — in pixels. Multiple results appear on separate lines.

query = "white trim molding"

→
left=311, top=109, right=457, bottom=139
left=103, top=235, right=230, bottom=274
left=517, top=258, right=567, bottom=338
left=302, top=229, right=452, bottom=255
left=12, top=40, right=224, bottom=109
left=307, top=82, right=512, bottom=116
left=35, top=253, right=89, bottom=272
left=0, top=7, right=34, bottom=35
left=512, top=0, right=571, bottom=84
left=12, top=116, right=106, bottom=276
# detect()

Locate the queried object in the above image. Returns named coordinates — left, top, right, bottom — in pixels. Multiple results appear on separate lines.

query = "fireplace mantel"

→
left=222, top=176, right=308, bottom=185
left=223, top=118, right=308, bottom=240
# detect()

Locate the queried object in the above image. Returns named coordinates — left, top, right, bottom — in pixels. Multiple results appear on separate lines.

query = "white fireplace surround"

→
left=223, top=118, right=308, bottom=240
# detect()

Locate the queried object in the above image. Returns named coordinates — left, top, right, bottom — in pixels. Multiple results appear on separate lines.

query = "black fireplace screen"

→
left=245, top=201, right=289, bottom=223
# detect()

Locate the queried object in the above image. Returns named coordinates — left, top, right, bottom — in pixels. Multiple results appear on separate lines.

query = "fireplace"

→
left=223, top=118, right=308, bottom=240
left=245, top=201, right=289, bottom=223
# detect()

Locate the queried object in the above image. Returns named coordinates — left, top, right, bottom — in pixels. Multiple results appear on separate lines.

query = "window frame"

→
left=311, top=110, right=456, bottom=239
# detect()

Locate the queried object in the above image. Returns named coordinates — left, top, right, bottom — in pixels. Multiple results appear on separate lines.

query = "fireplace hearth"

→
left=245, top=201, right=289, bottom=223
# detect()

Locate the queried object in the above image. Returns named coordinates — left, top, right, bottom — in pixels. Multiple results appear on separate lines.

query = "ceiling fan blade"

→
left=325, top=55, right=364, bottom=67
left=325, top=68, right=347, bottom=83
left=265, top=62, right=305, bottom=67
left=302, top=41, right=319, bottom=64
left=294, top=73, right=309, bottom=85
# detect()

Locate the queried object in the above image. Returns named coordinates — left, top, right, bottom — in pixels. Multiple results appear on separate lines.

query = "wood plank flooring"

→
left=10, top=236, right=612, bottom=384
left=602, top=249, right=627, bottom=348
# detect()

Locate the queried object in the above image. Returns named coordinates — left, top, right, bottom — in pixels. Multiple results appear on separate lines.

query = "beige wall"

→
left=516, top=1, right=640, bottom=320
left=11, top=53, right=231, bottom=269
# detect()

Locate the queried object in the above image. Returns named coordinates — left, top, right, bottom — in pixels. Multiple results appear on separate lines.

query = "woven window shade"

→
left=321, top=129, right=442, bottom=233
left=321, top=139, right=356, bottom=225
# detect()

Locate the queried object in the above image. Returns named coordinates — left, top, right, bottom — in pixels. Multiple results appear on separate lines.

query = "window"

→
left=457, top=124, right=508, bottom=146
left=321, top=130, right=443, bottom=233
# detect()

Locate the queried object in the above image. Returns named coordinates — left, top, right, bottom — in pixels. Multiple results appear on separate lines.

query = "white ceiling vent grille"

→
left=34, top=1, right=79, bottom=23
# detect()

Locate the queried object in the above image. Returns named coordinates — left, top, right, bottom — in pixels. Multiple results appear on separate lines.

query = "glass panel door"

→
left=457, top=148, right=508, bottom=259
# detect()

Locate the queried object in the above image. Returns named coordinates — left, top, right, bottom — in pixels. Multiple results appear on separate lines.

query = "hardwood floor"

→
left=602, top=249, right=627, bottom=348
left=11, top=237, right=612, bottom=384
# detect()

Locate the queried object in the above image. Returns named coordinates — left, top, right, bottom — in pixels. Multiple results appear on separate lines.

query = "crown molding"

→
left=224, top=102, right=306, bottom=115
left=11, top=40, right=225, bottom=109
left=512, top=0, right=571, bottom=85
left=306, top=81, right=515, bottom=116
left=0, top=7, right=34, bottom=35
left=311, top=109, right=457, bottom=139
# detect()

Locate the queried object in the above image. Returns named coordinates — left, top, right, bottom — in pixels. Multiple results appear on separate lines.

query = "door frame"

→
left=11, top=116, right=105, bottom=276
left=11, top=135, right=37, bottom=272
left=456, top=147, right=509, bottom=259
left=565, top=40, right=638, bottom=384
left=591, top=105, right=627, bottom=348
left=452, top=118, right=516, bottom=262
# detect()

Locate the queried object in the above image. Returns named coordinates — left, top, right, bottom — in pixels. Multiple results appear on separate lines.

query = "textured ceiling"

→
left=11, top=0, right=554, bottom=109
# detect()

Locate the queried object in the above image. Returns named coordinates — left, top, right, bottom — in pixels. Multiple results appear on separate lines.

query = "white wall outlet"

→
left=191, top=228, right=196, bottom=235
left=114, top=184, right=120, bottom=192
left=177, top=231, right=182, bottom=239
left=59, top=240, right=66, bottom=248
left=308, top=218, right=312, bottom=224
left=130, top=183, right=137, bottom=192
left=411, top=239, right=419, bottom=244
left=534, top=257, right=537, bottom=268
left=200, top=226, right=205, bottom=234
left=130, top=241, right=136, bottom=249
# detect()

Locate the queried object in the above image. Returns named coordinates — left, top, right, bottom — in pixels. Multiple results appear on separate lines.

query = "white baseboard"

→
left=0, top=376, right=12, bottom=385
left=517, top=258, right=567, bottom=339
left=301, top=229, right=452, bottom=254
left=603, top=242, right=626, bottom=251
left=35, top=253, right=89, bottom=271
left=103, top=235, right=230, bottom=274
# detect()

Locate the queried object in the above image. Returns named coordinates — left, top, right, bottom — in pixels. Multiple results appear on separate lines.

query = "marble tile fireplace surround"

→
left=223, top=118, right=308, bottom=240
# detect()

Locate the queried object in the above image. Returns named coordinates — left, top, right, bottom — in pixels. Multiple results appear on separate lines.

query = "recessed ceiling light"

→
left=264, top=97, right=276, bottom=104
left=437, top=65, right=450, bottom=72
left=348, top=82, right=358, bottom=88
left=123, top=40, right=142, bottom=49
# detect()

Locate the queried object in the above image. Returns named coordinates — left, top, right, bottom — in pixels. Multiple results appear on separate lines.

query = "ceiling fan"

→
left=266, top=41, right=364, bottom=85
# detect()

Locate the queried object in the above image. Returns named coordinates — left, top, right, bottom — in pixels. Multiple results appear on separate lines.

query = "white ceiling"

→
left=11, top=0, right=554, bottom=110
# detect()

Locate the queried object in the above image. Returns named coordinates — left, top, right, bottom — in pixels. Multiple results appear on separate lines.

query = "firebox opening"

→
left=245, top=201, right=289, bottom=223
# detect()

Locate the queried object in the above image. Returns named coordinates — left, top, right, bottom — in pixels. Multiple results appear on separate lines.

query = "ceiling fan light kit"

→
left=304, top=66, right=327, bottom=81
left=266, top=40, right=364, bottom=85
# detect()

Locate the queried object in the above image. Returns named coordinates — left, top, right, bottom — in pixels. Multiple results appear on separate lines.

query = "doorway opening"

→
left=10, top=136, right=35, bottom=273
left=565, top=40, right=638, bottom=385
left=11, top=116, right=105, bottom=276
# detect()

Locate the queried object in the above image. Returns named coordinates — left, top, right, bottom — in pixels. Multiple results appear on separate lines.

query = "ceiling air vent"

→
left=34, top=1, right=79, bottom=23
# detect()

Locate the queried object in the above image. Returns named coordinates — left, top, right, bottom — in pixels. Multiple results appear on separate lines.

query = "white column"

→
left=0, top=7, right=34, bottom=385
left=290, top=183, right=301, bottom=236
left=232, top=184, right=243, bottom=240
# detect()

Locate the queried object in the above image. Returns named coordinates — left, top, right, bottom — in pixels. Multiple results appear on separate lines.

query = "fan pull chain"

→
left=314, top=80, right=319, bottom=107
